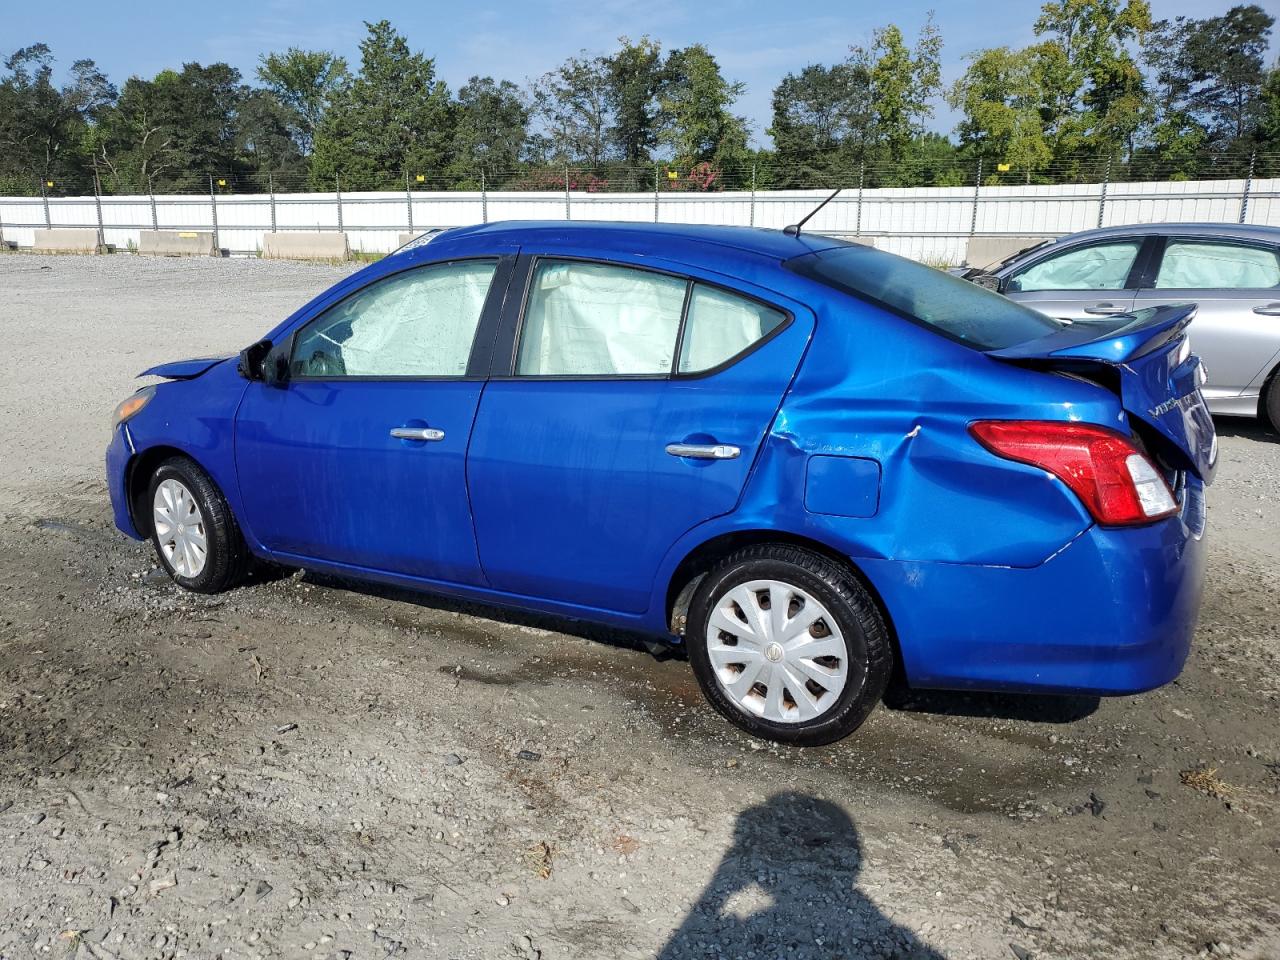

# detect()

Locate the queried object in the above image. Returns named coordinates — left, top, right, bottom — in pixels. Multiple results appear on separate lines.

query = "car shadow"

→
left=1213, top=414, right=1276, bottom=442
left=657, top=791, right=948, bottom=960
left=297, top=569, right=686, bottom=662
left=883, top=684, right=1100, bottom=723
left=295, top=572, right=1101, bottom=719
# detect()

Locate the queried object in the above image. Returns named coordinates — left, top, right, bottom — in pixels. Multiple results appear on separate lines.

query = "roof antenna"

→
left=784, top=187, right=842, bottom=237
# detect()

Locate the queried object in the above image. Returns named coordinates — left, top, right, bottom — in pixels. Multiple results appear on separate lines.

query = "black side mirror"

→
left=971, top=273, right=1001, bottom=292
left=237, top=339, right=272, bottom=381
left=262, top=336, right=294, bottom=387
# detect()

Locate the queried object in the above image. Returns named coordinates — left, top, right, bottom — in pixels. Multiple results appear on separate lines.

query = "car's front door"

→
left=235, top=255, right=514, bottom=584
left=1130, top=236, right=1280, bottom=400
left=466, top=256, right=814, bottom=613
left=1003, top=236, right=1154, bottom=321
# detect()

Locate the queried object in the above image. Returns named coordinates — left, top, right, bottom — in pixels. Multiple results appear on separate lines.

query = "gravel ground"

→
left=0, top=253, right=1278, bottom=960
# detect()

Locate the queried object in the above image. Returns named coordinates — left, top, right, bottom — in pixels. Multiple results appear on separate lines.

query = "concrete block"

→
left=33, top=228, right=101, bottom=254
left=261, top=231, right=349, bottom=261
left=398, top=232, right=422, bottom=247
left=138, top=230, right=217, bottom=257
left=964, top=235, right=1046, bottom=270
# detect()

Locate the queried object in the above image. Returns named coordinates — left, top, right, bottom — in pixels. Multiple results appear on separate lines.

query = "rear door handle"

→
left=1253, top=303, right=1280, bottom=316
left=666, top=442, right=740, bottom=460
left=390, top=426, right=445, bottom=442
left=1082, top=302, right=1129, bottom=316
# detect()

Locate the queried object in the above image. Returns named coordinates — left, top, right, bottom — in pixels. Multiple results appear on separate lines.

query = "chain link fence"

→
left=2, top=153, right=1277, bottom=265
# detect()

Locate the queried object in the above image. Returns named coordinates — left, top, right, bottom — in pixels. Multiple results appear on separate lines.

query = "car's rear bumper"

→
left=860, top=479, right=1206, bottom=695
left=106, top=424, right=143, bottom=540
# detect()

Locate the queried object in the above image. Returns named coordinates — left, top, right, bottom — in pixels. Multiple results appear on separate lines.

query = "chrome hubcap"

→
left=153, top=479, right=207, bottom=578
left=705, top=579, right=849, bottom=724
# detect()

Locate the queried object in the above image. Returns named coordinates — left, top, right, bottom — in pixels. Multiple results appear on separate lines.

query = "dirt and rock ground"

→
left=0, top=253, right=1277, bottom=960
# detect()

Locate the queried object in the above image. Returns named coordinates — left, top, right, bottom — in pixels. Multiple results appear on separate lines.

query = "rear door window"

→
left=1009, top=241, right=1142, bottom=292
left=1154, top=240, right=1280, bottom=289
left=516, top=260, right=686, bottom=376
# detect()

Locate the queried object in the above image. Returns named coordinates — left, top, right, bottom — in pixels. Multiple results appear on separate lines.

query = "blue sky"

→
left=2, top=0, right=1275, bottom=147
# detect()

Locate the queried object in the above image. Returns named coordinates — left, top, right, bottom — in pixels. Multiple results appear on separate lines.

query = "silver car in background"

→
left=971, top=223, right=1280, bottom=430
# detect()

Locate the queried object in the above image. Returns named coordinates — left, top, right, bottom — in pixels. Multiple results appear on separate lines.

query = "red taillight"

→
left=969, top=420, right=1178, bottom=526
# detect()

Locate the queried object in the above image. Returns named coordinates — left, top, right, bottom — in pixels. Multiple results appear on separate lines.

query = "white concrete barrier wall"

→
left=32, top=228, right=100, bottom=253
left=2, top=177, right=1276, bottom=263
left=261, top=231, right=350, bottom=260
left=137, top=230, right=217, bottom=256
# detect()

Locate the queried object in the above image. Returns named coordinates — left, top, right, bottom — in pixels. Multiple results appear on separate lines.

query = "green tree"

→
left=1144, top=5, right=1274, bottom=148
left=857, top=16, right=943, bottom=165
left=236, top=89, right=304, bottom=175
left=767, top=61, right=874, bottom=185
left=450, top=76, right=529, bottom=182
left=659, top=44, right=748, bottom=170
left=950, top=46, right=1053, bottom=175
left=531, top=52, right=613, bottom=165
left=310, top=20, right=453, bottom=188
left=1033, top=0, right=1152, bottom=156
left=607, top=36, right=665, bottom=164
left=0, top=44, right=115, bottom=188
left=95, top=62, right=244, bottom=190
left=256, top=48, right=348, bottom=155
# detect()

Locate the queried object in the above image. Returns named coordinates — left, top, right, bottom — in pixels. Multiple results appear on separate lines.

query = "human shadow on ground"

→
left=657, top=792, right=948, bottom=960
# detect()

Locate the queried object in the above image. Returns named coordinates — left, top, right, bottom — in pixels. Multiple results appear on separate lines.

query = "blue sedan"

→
left=107, top=222, right=1216, bottom=745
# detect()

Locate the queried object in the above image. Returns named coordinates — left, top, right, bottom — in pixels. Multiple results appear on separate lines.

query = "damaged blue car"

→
left=107, top=221, right=1216, bottom=745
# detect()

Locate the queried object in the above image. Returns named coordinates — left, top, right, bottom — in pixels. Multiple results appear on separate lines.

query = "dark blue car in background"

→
left=107, top=222, right=1216, bottom=745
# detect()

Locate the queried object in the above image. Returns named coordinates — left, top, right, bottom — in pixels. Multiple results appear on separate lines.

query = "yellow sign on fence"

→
left=996, top=163, right=1011, bottom=172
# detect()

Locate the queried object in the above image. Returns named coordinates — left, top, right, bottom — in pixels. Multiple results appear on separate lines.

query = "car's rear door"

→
left=234, top=254, right=515, bottom=584
left=1129, top=235, right=1280, bottom=400
left=465, top=255, right=814, bottom=613
left=1003, top=236, right=1154, bottom=321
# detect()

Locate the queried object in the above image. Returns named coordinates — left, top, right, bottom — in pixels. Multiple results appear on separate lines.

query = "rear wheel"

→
left=147, top=456, right=249, bottom=594
left=686, top=544, right=892, bottom=746
left=1265, top=372, right=1280, bottom=434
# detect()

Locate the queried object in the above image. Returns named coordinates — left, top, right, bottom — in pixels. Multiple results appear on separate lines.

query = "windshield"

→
left=785, top=244, right=1062, bottom=350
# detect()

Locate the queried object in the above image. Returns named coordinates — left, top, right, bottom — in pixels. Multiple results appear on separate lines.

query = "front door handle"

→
left=390, top=426, right=445, bottom=442
left=666, top=442, right=740, bottom=460
left=1253, top=302, right=1280, bottom=316
left=1082, top=302, right=1129, bottom=316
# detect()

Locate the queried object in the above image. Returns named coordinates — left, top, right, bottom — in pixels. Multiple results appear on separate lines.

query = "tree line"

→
left=2, top=2, right=1278, bottom=196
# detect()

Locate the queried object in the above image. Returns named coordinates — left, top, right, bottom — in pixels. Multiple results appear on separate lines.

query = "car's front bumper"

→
left=106, top=423, right=143, bottom=540
left=861, top=478, right=1207, bottom=696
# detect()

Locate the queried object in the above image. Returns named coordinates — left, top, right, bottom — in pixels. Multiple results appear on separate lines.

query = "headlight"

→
left=112, top=386, right=155, bottom=427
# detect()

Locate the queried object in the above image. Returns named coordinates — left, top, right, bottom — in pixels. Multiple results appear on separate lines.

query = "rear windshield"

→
left=785, top=244, right=1062, bottom=350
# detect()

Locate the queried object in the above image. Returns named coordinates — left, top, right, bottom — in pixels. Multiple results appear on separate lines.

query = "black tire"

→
left=1265, top=371, right=1280, bottom=435
left=686, top=544, right=893, bottom=747
left=146, top=456, right=250, bottom=594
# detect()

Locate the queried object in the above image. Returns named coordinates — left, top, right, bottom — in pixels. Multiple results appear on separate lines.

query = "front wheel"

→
left=147, top=456, right=249, bottom=594
left=687, top=545, right=893, bottom=747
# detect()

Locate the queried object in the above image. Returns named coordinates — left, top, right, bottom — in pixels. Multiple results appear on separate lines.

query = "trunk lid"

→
left=988, top=304, right=1217, bottom=482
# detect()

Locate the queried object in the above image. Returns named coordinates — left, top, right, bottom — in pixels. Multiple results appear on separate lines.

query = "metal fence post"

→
left=1239, top=151, right=1257, bottom=224
left=855, top=162, right=865, bottom=237
left=40, top=178, right=51, bottom=228
left=92, top=172, right=105, bottom=250
left=405, top=171, right=414, bottom=232
left=970, top=157, right=983, bottom=237
left=564, top=166, right=571, bottom=220
left=148, top=176, right=158, bottom=230
left=481, top=169, right=488, bottom=224
left=1097, top=155, right=1112, bottom=228
left=268, top=173, right=277, bottom=233
left=335, top=176, right=343, bottom=233
left=208, top=175, right=219, bottom=251
left=654, top=164, right=660, bottom=222
left=749, top=163, right=756, bottom=227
